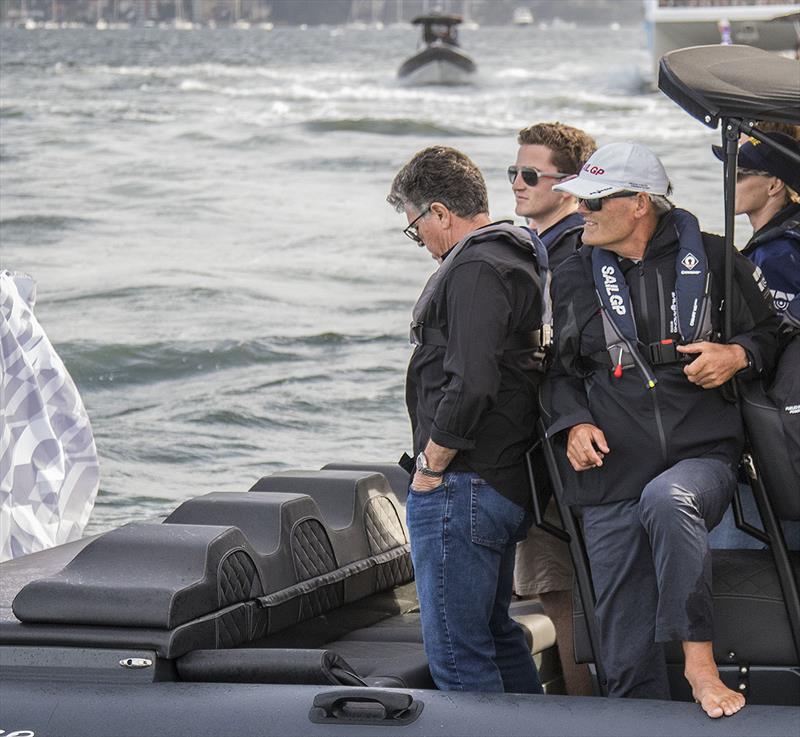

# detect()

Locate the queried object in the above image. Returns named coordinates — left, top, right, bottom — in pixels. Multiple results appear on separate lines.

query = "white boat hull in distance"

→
left=645, top=0, right=800, bottom=75
left=398, top=46, right=477, bottom=86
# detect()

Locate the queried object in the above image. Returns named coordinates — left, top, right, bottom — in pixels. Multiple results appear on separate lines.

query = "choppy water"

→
left=1, top=24, right=739, bottom=535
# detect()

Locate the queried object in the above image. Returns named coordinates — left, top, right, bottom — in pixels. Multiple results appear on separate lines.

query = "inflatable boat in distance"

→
left=397, top=13, right=476, bottom=86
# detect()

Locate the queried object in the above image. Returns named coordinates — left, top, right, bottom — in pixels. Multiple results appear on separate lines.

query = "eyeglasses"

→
left=507, top=166, right=571, bottom=187
left=577, top=191, right=639, bottom=212
left=403, top=208, right=430, bottom=245
left=736, top=168, right=771, bottom=182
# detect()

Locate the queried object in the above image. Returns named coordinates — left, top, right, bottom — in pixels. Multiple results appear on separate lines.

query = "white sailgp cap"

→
left=552, top=142, right=671, bottom=199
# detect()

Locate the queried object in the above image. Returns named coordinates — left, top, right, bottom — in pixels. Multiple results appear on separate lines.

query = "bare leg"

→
left=683, top=641, right=745, bottom=718
left=540, top=590, right=594, bottom=697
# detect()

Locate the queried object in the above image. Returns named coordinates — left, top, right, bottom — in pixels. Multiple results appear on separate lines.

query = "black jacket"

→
left=406, top=222, right=545, bottom=508
left=536, top=212, right=584, bottom=273
left=545, top=209, right=779, bottom=506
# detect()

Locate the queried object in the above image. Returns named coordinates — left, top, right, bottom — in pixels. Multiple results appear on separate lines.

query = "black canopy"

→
left=411, top=14, right=462, bottom=26
left=658, top=45, right=800, bottom=129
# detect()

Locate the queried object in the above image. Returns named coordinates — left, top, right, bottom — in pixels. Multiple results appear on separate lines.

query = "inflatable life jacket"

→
left=743, top=215, right=800, bottom=315
left=410, top=221, right=551, bottom=355
left=591, top=209, right=712, bottom=389
left=529, top=212, right=584, bottom=273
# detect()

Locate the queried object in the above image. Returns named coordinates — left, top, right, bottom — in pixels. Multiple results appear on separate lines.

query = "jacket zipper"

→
left=651, top=386, right=668, bottom=464
left=637, top=262, right=650, bottom=339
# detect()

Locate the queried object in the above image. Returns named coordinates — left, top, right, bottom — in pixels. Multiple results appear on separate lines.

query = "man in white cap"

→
left=544, top=142, right=779, bottom=717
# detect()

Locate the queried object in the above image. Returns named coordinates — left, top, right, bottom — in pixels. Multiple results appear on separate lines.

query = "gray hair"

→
left=387, top=146, right=489, bottom=218
left=648, top=187, right=674, bottom=217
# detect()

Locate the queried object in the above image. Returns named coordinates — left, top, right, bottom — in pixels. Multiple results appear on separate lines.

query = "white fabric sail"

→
left=0, top=271, right=100, bottom=561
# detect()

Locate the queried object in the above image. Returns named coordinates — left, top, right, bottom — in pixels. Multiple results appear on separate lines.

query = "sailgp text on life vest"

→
left=601, top=265, right=626, bottom=315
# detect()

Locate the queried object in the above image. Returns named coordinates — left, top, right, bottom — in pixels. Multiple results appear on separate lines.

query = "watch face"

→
left=416, top=452, right=426, bottom=472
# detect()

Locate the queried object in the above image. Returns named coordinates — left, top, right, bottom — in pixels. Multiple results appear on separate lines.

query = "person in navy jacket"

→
left=713, top=132, right=800, bottom=314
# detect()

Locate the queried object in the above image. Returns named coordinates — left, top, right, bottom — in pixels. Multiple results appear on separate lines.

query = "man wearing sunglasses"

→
left=387, top=145, right=547, bottom=694
left=509, top=122, right=597, bottom=271
left=544, top=142, right=779, bottom=717
left=509, top=122, right=597, bottom=698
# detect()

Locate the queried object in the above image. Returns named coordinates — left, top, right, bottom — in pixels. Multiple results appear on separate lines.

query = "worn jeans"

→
left=581, top=458, right=735, bottom=700
left=406, top=471, right=543, bottom=694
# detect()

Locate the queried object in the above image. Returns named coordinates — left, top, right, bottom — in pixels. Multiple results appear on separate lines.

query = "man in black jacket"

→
left=546, top=143, right=779, bottom=717
left=509, top=121, right=597, bottom=697
left=387, top=146, right=546, bottom=693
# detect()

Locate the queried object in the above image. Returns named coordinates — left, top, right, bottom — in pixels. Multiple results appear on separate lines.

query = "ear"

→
left=430, top=202, right=452, bottom=229
left=633, top=192, right=651, bottom=219
left=766, top=177, right=785, bottom=199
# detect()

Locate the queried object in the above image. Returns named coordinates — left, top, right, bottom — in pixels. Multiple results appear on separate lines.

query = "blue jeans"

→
left=406, top=471, right=542, bottom=694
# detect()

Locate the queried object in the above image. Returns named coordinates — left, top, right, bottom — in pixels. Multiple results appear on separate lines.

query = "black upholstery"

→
left=740, top=381, right=800, bottom=521
left=12, top=524, right=263, bottom=629
left=574, top=550, right=800, bottom=667
left=320, top=462, right=411, bottom=502
left=176, top=648, right=366, bottom=686
left=8, top=474, right=413, bottom=659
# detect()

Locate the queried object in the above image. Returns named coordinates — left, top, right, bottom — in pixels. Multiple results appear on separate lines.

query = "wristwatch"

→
left=416, top=452, right=444, bottom=478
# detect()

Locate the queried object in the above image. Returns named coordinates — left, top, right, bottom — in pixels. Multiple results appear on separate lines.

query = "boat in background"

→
left=397, top=13, right=476, bottom=86
left=645, top=0, right=800, bottom=76
left=513, top=6, right=535, bottom=26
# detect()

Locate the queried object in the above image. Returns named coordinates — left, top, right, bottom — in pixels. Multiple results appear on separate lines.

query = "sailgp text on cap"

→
left=553, top=142, right=671, bottom=200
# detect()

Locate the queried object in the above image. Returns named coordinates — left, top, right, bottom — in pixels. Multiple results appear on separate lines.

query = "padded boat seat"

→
left=575, top=549, right=800, bottom=667
left=740, top=379, right=800, bottom=520
left=250, top=470, right=408, bottom=557
left=665, top=549, right=800, bottom=666
left=176, top=648, right=366, bottom=686
left=321, top=463, right=411, bottom=503
left=334, top=606, right=556, bottom=655
left=9, top=481, right=413, bottom=659
left=509, top=598, right=557, bottom=654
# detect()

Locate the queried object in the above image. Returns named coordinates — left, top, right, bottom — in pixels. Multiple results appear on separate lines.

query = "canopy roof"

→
left=411, top=13, right=463, bottom=26
left=658, top=45, right=800, bottom=128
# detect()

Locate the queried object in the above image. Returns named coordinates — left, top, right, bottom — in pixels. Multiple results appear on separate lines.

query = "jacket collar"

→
left=537, top=212, right=584, bottom=252
left=745, top=202, right=800, bottom=253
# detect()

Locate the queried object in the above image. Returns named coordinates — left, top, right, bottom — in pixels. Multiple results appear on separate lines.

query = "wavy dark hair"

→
left=517, top=122, right=597, bottom=175
left=387, top=146, right=488, bottom=218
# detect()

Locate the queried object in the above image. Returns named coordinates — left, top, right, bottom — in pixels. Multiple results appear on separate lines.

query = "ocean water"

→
left=0, top=24, right=739, bottom=535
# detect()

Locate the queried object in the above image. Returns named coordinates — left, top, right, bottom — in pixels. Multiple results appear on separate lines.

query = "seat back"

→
left=740, top=379, right=800, bottom=521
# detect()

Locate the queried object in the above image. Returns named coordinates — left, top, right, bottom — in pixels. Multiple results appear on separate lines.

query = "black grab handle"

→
left=309, top=689, right=424, bottom=726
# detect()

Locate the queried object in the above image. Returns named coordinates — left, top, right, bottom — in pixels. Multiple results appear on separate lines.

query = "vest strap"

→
left=411, top=323, right=545, bottom=352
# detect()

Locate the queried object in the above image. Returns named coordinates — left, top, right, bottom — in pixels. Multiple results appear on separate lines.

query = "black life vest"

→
left=591, top=209, right=712, bottom=388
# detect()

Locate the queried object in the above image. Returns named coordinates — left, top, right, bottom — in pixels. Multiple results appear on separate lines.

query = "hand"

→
left=677, top=342, right=748, bottom=389
left=411, top=471, right=444, bottom=492
left=566, top=423, right=610, bottom=472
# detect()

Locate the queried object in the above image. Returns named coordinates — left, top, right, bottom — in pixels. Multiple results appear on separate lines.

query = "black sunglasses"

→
left=507, top=166, right=571, bottom=187
left=403, top=207, right=430, bottom=245
left=578, top=191, right=639, bottom=212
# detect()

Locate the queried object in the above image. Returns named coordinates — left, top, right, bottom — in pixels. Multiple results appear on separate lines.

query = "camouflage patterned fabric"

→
left=0, top=271, right=100, bottom=561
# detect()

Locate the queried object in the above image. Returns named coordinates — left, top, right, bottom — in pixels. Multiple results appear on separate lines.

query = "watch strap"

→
left=418, top=466, right=444, bottom=478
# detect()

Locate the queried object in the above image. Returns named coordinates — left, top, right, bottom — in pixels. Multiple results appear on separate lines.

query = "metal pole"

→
left=721, top=118, right=739, bottom=344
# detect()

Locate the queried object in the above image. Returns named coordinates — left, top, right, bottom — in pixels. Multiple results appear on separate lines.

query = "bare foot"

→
left=686, top=669, right=746, bottom=718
